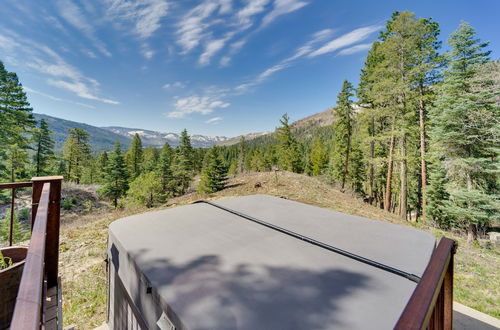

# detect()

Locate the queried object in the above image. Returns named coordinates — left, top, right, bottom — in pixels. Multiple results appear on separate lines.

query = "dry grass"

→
left=59, top=171, right=499, bottom=328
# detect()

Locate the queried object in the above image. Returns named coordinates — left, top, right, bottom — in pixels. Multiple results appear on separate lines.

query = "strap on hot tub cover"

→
left=193, top=200, right=421, bottom=283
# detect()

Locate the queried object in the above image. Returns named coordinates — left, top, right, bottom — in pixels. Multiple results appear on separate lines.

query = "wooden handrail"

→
left=0, top=182, right=32, bottom=189
left=394, top=237, right=456, bottom=330
left=10, top=183, right=50, bottom=329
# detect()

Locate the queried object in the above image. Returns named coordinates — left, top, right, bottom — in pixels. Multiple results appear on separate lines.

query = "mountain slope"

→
left=34, top=114, right=229, bottom=152
left=34, top=113, right=131, bottom=152
left=219, top=107, right=338, bottom=146
left=102, top=126, right=229, bottom=148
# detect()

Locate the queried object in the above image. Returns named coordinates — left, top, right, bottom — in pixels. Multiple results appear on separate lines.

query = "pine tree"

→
left=100, top=142, right=129, bottom=208
left=32, top=119, right=55, bottom=176
left=171, top=130, right=195, bottom=195
left=331, top=80, right=355, bottom=191
left=429, top=22, right=499, bottom=243
left=142, top=147, right=159, bottom=173
left=309, top=137, right=328, bottom=176
left=198, top=146, right=228, bottom=193
left=157, top=143, right=174, bottom=194
left=62, top=128, right=91, bottom=183
left=238, top=136, right=246, bottom=173
left=413, top=18, right=443, bottom=220
left=5, top=144, right=29, bottom=182
left=178, top=129, right=195, bottom=172
left=126, top=133, right=143, bottom=179
left=357, top=42, right=384, bottom=205
left=276, top=113, right=302, bottom=172
left=96, top=151, right=109, bottom=183
left=426, top=166, right=453, bottom=229
left=128, top=171, right=164, bottom=207
left=0, top=61, right=35, bottom=181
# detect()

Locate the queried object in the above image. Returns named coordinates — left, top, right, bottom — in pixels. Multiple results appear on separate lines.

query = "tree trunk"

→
left=466, top=173, right=477, bottom=244
left=399, top=134, right=408, bottom=220
left=467, top=224, right=478, bottom=245
left=341, top=133, right=351, bottom=192
left=384, top=132, right=395, bottom=212
left=418, top=84, right=428, bottom=222
left=36, top=140, right=41, bottom=176
left=369, top=118, right=375, bottom=204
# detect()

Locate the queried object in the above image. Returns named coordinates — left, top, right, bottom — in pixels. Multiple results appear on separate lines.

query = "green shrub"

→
left=0, top=251, right=13, bottom=270
left=62, top=197, right=77, bottom=210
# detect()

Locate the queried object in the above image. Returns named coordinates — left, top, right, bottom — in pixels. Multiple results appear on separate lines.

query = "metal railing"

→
left=0, top=176, right=62, bottom=330
left=0, top=181, right=32, bottom=246
left=395, top=237, right=457, bottom=330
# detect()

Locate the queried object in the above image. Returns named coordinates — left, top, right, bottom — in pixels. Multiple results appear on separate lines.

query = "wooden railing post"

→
left=31, top=176, right=63, bottom=288
left=443, top=241, right=456, bottom=329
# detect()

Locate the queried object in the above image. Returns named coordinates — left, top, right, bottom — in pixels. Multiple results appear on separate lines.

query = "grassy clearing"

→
left=59, top=172, right=499, bottom=328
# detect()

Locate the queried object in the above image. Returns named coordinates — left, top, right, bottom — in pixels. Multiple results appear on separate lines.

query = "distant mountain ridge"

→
left=34, top=106, right=340, bottom=152
left=103, top=126, right=229, bottom=148
left=33, top=113, right=229, bottom=152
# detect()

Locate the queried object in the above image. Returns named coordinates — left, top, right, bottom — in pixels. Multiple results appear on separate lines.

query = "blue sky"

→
left=1, top=0, right=499, bottom=137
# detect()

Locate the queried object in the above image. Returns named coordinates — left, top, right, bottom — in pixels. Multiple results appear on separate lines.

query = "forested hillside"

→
left=33, top=113, right=131, bottom=152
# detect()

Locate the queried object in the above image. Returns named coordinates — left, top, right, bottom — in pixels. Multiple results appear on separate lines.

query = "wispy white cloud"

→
left=308, top=25, right=381, bottom=57
left=105, top=0, right=169, bottom=40
left=218, top=0, right=232, bottom=14
left=176, top=0, right=309, bottom=66
left=199, top=37, right=228, bottom=66
left=24, top=87, right=96, bottom=109
left=0, top=29, right=119, bottom=105
left=236, top=25, right=379, bottom=91
left=338, top=43, right=372, bottom=55
left=176, top=1, right=219, bottom=54
left=168, top=95, right=229, bottom=118
left=236, top=0, right=270, bottom=30
left=219, top=56, right=231, bottom=67
left=163, top=81, right=186, bottom=89
left=57, top=0, right=112, bottom=57
left=261, top=0, right=308, bottom=28
left=205, top=116, right=223, bottom=124
left=47, top=79, right=120, bottom=104
left=235, top=28, right=334, bottom=91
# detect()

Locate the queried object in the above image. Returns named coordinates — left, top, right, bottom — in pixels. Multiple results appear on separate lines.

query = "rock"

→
left=487, top=232, right=500, bottom=246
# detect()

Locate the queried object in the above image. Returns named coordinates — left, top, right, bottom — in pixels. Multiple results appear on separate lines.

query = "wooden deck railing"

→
left=395, top=237, right=457, bottom=330
left=0, top=176, right=62, bottom=330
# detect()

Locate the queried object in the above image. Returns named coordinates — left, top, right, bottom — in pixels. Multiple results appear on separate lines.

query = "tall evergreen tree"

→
left=158, top=143, right=174, bottom=194
left=198, top=146, right=228, bottom=193
left=238, top=136, right=246, bottom=174
left=309, top=137, right=328, bottom=176
left=0, top=61, right=35, bottom=181
left=276, top=113, right=302, bottom=172
left=331, top=80, right=356, bottom=191
left=177, top=129, right=195, bottom=172
left=96, top=151, right=109, bottom=183
left=413, top=18, right=443, bottom=220
left=142, top=147, right=159, bottom=173
left=32, top=119, right=55, bottom=176
left=62, top=128, right=91, bottom=183
left=429, top=22, right=499, bottom=243
left=100, top=142, right=129, bottom=208
left=357, top=41, right=385, bottom=206
left=5, top=144, right=29, bottom=182
left=126, top=133, right=143, bottom=179
left=172, top=130, right=195, bottom=195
